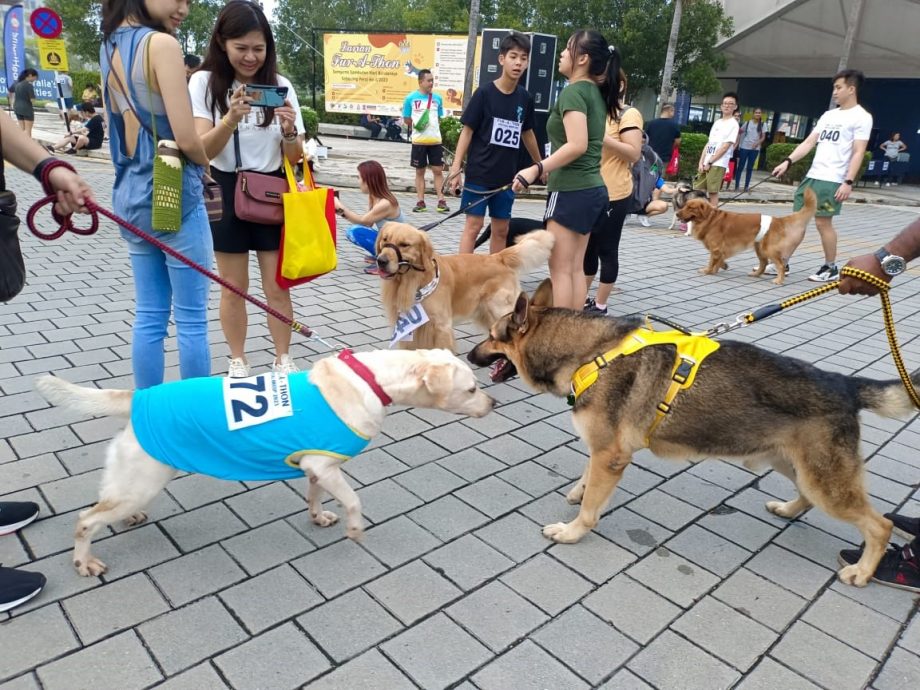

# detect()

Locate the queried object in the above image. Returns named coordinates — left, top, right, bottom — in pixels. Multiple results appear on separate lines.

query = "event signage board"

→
left=323, top=32, right=481, bottom=116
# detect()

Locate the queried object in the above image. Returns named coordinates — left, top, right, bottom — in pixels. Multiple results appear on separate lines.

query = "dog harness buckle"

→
left=672, top=358, right=694, bottom=385
left=594, top=354, right=610, bottom=369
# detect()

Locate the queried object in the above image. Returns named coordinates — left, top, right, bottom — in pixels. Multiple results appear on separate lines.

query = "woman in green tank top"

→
left=513, top=30, right=623, bottom=310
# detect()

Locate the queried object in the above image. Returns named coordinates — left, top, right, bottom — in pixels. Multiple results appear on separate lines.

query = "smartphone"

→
left=243, top=84, right=289, bottom=108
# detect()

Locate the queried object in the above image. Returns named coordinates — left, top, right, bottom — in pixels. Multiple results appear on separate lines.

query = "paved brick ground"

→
left=1, top=157, right=919, bottom=689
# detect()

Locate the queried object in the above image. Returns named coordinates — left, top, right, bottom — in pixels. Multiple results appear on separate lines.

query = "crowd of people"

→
left=3, top=0, right=920, bottom=613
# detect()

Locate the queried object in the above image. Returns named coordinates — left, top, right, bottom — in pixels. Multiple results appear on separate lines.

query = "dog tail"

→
left=796, top=187, right=817, bottom=219
left=35, top=375, right=133, bottom=418
left=855, top=369, right=920, bottom=419
left=498, top=229, right=554, bottom=272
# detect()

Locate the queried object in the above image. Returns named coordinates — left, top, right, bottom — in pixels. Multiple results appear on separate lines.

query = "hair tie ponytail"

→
left=608, top=45, right=616, bottom=55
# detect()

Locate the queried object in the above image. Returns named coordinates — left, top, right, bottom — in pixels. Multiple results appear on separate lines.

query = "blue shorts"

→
left=544, top=186, right=609, bottom=235
left=461, top=183, right=515, bottom=219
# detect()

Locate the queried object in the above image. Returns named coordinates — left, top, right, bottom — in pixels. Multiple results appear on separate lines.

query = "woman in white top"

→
left=880, top=132, right=907, bottom=161
left=189, top=0, right=304, bottom=378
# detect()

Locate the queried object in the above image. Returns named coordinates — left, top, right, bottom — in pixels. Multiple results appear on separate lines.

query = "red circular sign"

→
left=30, top=7, right=63, bottom=40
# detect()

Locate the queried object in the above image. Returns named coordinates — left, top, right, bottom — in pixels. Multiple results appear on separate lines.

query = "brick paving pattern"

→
left=1, top=155, right=919, bottom=688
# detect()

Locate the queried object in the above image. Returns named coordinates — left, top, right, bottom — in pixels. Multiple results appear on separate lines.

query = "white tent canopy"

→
left=717, top=0, right=920, bottom=79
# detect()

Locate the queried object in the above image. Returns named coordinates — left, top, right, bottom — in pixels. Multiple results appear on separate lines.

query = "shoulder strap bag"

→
left=0, top=126, right=26, bottom=302
left=232, top=129, right=288, bottom=225
left=104, top=38, right=183, bottom=232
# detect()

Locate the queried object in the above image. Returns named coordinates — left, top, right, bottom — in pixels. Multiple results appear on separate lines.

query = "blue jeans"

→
left=126, top=203, right=213, bottom=389
left=734, top=148, right=759, bottom=190
left=346, top=225, right=378, bottom=257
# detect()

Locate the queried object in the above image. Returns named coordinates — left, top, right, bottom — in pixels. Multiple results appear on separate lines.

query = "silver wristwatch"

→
left=873, top=248, right=907, bottom=276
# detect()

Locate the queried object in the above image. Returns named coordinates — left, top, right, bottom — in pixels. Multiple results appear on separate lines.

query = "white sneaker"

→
left=272, top=354, right=299, bottom=374
left=639, top=215, right=651, bottom=227
left=808, top=263, right=839, bottom=282
left=756, top=262, right=790, bottom=276
left=227, top=357, right=251, bottom=378
left=874, top=181, right=881, bottom=186
left=885, top=182, right=892, bottom=187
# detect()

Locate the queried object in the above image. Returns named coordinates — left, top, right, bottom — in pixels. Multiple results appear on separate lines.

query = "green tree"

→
left=47, top=0, right=103, bottom=66
left=176, top=0, right=225, bottom=57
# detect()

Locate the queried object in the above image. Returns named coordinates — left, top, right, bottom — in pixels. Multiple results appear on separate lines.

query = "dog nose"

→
left=376, top=256, right=387, bottom=269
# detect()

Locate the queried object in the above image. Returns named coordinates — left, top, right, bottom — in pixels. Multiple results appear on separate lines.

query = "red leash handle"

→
left=25, top=191, right=314, bottom=338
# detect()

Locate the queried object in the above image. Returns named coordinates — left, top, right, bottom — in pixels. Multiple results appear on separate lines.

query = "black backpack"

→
left=627, top=136, right=663, bottom=215
left=0, top=126, right=26, bottom=303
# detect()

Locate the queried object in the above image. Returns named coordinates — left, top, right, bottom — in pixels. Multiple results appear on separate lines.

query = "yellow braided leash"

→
left=713, top=266, right=920, bottom=409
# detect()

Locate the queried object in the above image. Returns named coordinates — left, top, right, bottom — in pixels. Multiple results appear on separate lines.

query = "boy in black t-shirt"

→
left=449, top=31, right=543, bottom=253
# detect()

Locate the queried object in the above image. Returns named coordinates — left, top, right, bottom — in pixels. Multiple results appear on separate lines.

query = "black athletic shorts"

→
left=410, top=144, right=444, bottom=169
left=209, top=167, right=284, bottom=253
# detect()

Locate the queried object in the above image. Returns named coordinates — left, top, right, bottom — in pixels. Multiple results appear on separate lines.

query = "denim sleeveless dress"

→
left=100, top=27, right=205, bottom=239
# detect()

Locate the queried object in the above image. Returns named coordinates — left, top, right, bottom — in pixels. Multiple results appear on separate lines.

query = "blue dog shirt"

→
left=130, top=373, right=371, bottom=481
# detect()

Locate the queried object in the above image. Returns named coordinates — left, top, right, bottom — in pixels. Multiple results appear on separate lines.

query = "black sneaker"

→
left=885, top=512, right=920, bottom=540
left=837, top=541, right=920, bottom=593
left=584, top=303, right=608, bottom=316
left=0, top=502, right=40, bottom=536
left=0, top=566, right=46, bottom=612
left=583, top=297, right=596, bottom=310
left=808, top=263, right=839, bottom=282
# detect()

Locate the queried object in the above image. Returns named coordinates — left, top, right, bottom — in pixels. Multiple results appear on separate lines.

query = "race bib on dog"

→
left=223, top=373, right=293, bottom=431
left=490, top=118, right=522, bottom=149
left=389, top=304, right=430, bottom=348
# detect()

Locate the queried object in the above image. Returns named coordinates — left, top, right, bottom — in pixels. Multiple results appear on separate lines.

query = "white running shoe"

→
left=227, top=357, right=251, bottom=378
left=808, top=263, right=839, bottom=282
left=756, top=262, right=790, bottom=276
left=272, top=354, right=299, bottom=374
left=639, top=215, right=651, bottom=227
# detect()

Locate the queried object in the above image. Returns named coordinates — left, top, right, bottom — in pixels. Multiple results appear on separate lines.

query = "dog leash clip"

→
left=705, top=313, right=747, bottom=338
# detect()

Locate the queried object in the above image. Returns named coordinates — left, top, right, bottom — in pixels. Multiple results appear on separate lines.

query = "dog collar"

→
left=415, top=260, right=440, bottom=302
left=570, top=327, right=720, bottom=445
left=338, top=349, right=393, bottom=406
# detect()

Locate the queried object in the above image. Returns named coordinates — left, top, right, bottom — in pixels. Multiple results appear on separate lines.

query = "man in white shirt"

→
left=772, top=70, right=872, bottom=282
left=694, top=92, right=740, bottom=206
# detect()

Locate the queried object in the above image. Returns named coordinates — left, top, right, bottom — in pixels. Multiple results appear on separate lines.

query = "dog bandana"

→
left=756, top=215, right=774, bottom=243
left=130, top=373, right=371, bottom=481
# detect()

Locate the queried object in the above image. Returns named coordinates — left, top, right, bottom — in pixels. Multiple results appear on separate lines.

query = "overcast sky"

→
left=259, top=0, right=277, bottom=20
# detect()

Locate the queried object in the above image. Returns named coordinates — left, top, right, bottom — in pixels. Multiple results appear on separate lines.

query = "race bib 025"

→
left=490, top=118, right=522, bottom=149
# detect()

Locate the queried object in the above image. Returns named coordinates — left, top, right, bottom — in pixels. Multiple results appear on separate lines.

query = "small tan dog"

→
left=375, top=222, right=554, bottom=351
left=36, top=349, right=493, bottom=577
left=676, top=188, right=817, bottom=284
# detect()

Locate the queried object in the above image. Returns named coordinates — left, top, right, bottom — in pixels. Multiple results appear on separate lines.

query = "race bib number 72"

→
left=223, top=373, right=293, bottom=431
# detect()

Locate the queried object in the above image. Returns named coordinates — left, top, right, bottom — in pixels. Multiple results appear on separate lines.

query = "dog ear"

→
left=531, top=279, right=553, bottom=308
left=421, top=363, right=452, bottom=398
left=511, top=292, right=528, bottom=330
left=374, top=229, right=385, bottom=255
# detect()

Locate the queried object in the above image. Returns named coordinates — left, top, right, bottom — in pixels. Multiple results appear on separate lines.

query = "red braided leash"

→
left=26, top=159, right=314, bottom=338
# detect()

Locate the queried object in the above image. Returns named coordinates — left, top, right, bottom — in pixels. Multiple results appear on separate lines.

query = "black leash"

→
left=715, top=174, right=776, bottom=208
left=418, top=182, right=513, bottom=232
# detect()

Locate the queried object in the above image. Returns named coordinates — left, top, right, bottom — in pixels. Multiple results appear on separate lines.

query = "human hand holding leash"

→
left=838, top=253, right=892, bottom=296
left=512, top=161, right=543, bottom=193
left=46, top=166, right=95, bottom=215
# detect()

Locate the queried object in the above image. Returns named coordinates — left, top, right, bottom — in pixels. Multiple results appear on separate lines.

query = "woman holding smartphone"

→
left=189, top=0, right=304, bottom=378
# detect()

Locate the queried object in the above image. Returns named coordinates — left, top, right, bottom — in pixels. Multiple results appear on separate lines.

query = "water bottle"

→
left=157, top=140, right=182, bottom=169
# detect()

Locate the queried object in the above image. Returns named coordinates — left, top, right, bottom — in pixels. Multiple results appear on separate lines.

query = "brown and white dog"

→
left=376, top=222, right=554, bottom=351
left=667, top=181, right=708, bottom=232
left=676, top=188, right=817, bottom=284
left=36, top=349, right=493, bottom=577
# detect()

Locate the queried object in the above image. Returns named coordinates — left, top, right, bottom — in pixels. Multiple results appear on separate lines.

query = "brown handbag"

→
left=232, top=130, right=287, bottom=224
left=202, top=173, right=223, bottom=223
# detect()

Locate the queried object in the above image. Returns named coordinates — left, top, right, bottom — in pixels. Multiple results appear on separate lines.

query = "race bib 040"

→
left=223, top=373, right=294, bottom=431
left=490, top=118, right=522, bottom=149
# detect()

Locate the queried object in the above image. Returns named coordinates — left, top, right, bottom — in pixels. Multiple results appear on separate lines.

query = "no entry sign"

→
left=30, top=7, right=63, bottom=40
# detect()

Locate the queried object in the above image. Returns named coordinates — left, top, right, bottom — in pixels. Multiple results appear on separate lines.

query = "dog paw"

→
left=346, top=524, right=364, bottom=541
left=772, top=277, right=784, bottom=285
left=124, top=511, right=148, bottom=527
left=542, top=521, right=585, bottom=544
left=74, top=557, right=107, bottom=577
left=312, top=510, right=339, bottom=528
left=565, top=484, right=585, bottom=505
left=749, top=269, right=762, bottom=277
left=765, top=500, right=799, bottom=519
left=837, top=564, right=870, bottom=587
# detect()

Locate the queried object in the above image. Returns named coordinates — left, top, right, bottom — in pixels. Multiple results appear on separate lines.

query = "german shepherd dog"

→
left=468, top=279, right=916, bottom=587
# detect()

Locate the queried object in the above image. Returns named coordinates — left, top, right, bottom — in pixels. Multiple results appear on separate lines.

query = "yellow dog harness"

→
left=570, top=327, right=721, bottom=444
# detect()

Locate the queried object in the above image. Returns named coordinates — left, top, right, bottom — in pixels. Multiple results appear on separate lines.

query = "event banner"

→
left=323, top=32, right=481, bottom=117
